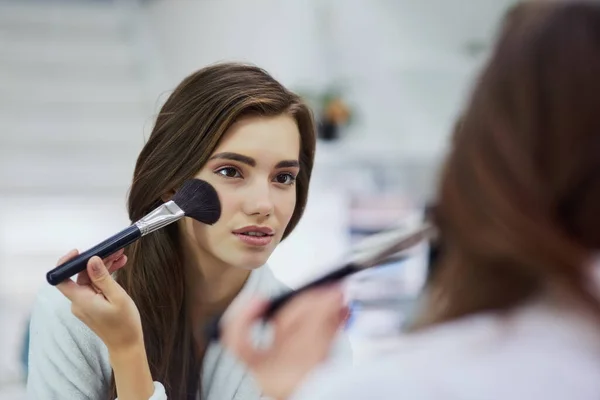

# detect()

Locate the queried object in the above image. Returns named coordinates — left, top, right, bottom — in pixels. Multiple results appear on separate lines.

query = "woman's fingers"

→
left=222, top=298, right=270, bottom=365
left=104, top=249, right=125, bottom=263
left=56, top=279, right=79, bottom=301
left=220, top=287, right=348, bottom=400
left=85, top=256, right=124, bottom=302
left=223, top=286, right=345, bottom=366
left=56, top=276, right=96, bottom=304
left=56, top=249, right=93, bottom=287
left=272, top=286, right=344, bottom=342
left=76, top=251, right=128, bottom=286
left=56, top=249, right=79, bottom=266
left=76, top=271, right=91, bottom=286
left=109, top=255, right=128, bottom=273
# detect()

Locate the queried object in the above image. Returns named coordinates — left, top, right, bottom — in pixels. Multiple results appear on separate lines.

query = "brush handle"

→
left=46, top=225, right=142, bottom=286
left=206, top=263, right=357, bottom=341
left=263, top=264, right=356, bottom=318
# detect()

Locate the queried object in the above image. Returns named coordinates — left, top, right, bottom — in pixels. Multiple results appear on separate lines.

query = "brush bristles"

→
left=172, top=179, right=221, bottom=225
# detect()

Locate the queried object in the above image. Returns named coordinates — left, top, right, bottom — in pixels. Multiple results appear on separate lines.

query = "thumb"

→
left=87, top=256, right=120, bottom=300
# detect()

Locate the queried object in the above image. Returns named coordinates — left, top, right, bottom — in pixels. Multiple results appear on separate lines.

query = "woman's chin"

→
left=231, top=254, right=271, bottom=270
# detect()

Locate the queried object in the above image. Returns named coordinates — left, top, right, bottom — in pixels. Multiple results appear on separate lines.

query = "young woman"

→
left=222, top=2, right=600, bottom=399
left=26, top=63, right=351, bottom=400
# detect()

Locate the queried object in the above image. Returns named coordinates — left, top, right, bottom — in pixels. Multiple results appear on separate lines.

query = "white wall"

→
left=143, top=0, right=496, bottom=160
left=144, top=0, right=330, bottom=91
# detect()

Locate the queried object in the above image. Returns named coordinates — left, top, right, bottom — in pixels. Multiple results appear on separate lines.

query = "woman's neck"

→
left=186, top=260, right=251, bottom=313
left=186, top=262, right=250, bottom=351
left=182, top=248, right=252, bottom=334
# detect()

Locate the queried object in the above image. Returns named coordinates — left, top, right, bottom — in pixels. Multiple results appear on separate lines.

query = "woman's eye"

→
left=275, top=173, right=296, bottom=185
left=216, top=167, right=241, bottom=178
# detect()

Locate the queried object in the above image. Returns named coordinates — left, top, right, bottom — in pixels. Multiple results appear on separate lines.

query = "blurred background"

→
left=0, top=0, right=516, bottom=397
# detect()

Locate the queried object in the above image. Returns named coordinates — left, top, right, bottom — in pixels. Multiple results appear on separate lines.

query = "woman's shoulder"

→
left=252, top=264, right=290, bottom=294
left=31, top=283, right=77, bottom=321
left=27, top=284, right=112, bottom=398
left=30, top=283, right=101, bottom=341
left=29, top=283, right=112, bottom=365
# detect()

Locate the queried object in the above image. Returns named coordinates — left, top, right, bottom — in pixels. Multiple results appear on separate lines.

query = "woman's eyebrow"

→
left=209, top=152, right=299, bottom=169
left=209, top=152, right=256, bottom=167
left=275, top=160, right=300, bottom=169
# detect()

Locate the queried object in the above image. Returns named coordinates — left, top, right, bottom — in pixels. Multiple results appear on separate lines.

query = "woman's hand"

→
left=55, top=249, right=155, bottom=399
left=55, top=249, right=143, bottom=353
left=222, top=285, right=348, bottom=400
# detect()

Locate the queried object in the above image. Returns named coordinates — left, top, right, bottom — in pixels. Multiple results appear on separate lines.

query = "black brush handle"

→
left=46, top=225, right=141, bottom=286
left=206, top=263, right=357, bottom=341
left=263, top=263, right=357, bottom=318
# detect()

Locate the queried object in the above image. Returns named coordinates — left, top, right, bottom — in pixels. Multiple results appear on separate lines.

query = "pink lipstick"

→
left=232, top=225, right=274, bottom=247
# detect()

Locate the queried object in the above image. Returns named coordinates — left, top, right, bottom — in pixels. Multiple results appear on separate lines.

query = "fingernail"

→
left=326, top=287, right=344, bottom=302
left=340, top=306, right=351, bottom=321
left=91, top=257, right=102, bottom=274
left=324, top=282, right=342, bottom=290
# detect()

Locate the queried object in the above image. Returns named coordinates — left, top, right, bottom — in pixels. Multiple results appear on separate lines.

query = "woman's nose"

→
left=242, top=183, right=274, bottom=217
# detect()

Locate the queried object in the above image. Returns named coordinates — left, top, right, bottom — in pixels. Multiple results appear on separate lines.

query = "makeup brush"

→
left=206, top=223, right=435, bottom=341
left=46, top=178, right=221, bottom=286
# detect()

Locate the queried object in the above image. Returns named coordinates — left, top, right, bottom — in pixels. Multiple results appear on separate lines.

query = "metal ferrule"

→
left=134, top=200, right=185, bottom=236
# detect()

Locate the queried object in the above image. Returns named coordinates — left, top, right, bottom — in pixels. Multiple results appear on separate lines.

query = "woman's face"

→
left=182, top=114, right=301, bottom=270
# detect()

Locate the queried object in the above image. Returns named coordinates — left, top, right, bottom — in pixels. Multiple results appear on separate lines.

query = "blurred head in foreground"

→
left=418, top=1, right=600, bottom=328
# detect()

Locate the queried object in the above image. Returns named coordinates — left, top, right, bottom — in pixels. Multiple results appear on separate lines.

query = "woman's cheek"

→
left=280, top=194, right=297, bottom=224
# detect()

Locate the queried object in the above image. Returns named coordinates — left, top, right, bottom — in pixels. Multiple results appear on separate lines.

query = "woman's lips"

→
left=233, top=232, right=273, bottom=246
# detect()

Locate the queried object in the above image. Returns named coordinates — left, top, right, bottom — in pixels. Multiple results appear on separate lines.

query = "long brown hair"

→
left=109, top=63, right=316, bottom=399
left=418, top=1, right=600, bottom=328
